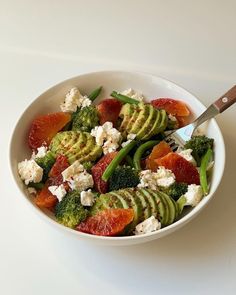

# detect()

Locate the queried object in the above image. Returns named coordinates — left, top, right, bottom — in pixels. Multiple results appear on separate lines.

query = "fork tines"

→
left=165, top=137, right=179, bottom=151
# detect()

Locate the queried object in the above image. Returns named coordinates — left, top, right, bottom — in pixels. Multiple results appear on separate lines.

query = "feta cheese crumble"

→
left=91, top=122, right=122, bottom=154
left=62, top=160, right=84, bottom=182
left=138, top=167, right=175, bottom=190
left=80, top=189, right=95, bottom=206
left=31, top=146, right=48, bottom=159
left=48, top=184, right=67, bottom=202
left=18, top=159, right=43, bottom=185
left=184, top=184, right=203, bottom=207
left=138, top=170, right=158, bottom=190
left=121, top=133, right=136, bottom=148
left=121, top=88, right=144, bottom=101
left=61, top=160, right=94, bottom=191
left=68, top=171, right=94, bottom=191
left=81, top=96, right=92, bottom=108
left=178, top=149, right=196, bottom=166
left=60, top=87, right=91, bottom=113
left=135, top=216, right=161, bottom=235
left=156, top=166, right=176, bottom=187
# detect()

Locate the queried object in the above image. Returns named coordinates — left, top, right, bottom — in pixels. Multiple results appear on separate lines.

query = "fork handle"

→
left=213, top=85, right=236, bottom=112
left=193, top=85, right=236, bottom=130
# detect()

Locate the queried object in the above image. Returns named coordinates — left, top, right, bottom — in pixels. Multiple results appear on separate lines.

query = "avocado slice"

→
left=148, top=109, right=168, bottom=139
left=139, top=188, right=158, bottom=219
left=69, top=132, right=102, bottom=163
left=81, top=144, right=103, bottom=163
left=65, top=131, right=82, bottom=149
left=90, top=193, right=111, bottom=215
left=49, top=131, right=69, bottom=156
left=136, top=104, right=155, bottom=139
left=135, top=189, right=151, bottom=220
left=154, top=190, right=169, bottom=226
left=102, top=193, right=124, bottom=209
left=158, top=190, right=176, bottom=225
left=59, top=130, right=77, bottom=150
left=158, top=109, right=168, bottom=133
left=91, top=191, right=128, bottom=215
left=65, top=131, right=87, bottom=163
left=129, top=103, right=149, bottom=139
left=146, top=189, right=167, bottom=226
left=109, top=191, right=130, bottom=209
left=121, top=189, right=143, bottom=232
left=142, top=109, right=161, bottom=140
left=75, top=132, right=96, bottom=161
left=125, top=108, right=140, bottom=133
left=169, top=195, right=179, bottom=221
left=119, top=104, right=137, bottom=136
left=109, top=194, right=124, bottom=209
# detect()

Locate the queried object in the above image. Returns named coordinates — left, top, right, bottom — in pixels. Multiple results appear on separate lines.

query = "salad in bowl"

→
left=16, top=80, right=215, bottom=237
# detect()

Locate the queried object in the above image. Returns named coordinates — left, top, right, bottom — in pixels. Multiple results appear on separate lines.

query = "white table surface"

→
left=1, top=1, right=236, bottom=294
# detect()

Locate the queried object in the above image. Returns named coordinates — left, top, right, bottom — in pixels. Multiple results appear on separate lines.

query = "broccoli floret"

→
left=72, top=105, right=99, bottom=132
left=161, top=182, right=188, bottom=201
left=35, top=151, right=55, bottom=182
left=109, top=166, right=140, bottom=191
left=184, top=135, right=214, bottom=166
left=55, top=191, right=89, bottom=228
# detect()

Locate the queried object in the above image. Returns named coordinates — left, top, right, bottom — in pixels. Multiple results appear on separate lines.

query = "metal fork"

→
left=164, top=85, right=236, bottom=150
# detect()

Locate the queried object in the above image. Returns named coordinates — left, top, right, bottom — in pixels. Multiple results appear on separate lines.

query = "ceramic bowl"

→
left=9, top=71, right=225, bottom=246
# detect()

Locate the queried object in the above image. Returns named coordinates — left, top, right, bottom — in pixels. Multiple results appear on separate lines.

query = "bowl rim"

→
left=9, top=70, right=226, bottom=242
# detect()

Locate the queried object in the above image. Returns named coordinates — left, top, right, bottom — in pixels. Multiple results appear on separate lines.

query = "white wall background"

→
left=1, top=0, right=235, bottom=79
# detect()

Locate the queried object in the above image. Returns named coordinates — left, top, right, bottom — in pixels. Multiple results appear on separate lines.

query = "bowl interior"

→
left=9, top=71, right=225, bottom=245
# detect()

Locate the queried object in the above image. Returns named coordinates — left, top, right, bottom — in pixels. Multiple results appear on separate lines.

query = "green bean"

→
left=200, top=148, right=213, bottom=195
left=102, top=140, right=137, bottom=181
left=125, top=155, right=134, bottom=167
left=133, top=140, right=160, bottom=170
left=88, top=86, right=103, bottom=101
left=110, top=91, right=139, bottom=104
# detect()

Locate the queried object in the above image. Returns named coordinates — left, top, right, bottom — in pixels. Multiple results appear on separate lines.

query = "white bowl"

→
left=9, top=71, right=225, bottom=246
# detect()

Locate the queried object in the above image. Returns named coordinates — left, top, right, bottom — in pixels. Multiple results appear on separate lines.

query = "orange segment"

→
left=176, top=115, right=190, bottom=127
left=96, top=99, right=122, bottom=126
left=155, top=152, right=200, bottom=184
left=76, top=208, right=134, bottom=236
left=91, top=152, right=118, bottom=193
left=28, top=112, right=71, bottom=150
left=151, top=98, right=190, bottom=116
left=34, top=183, right=58, bottom=209
left=34, top=155, right=70, bottom=210
left=146, top=141, right=172, bottom=171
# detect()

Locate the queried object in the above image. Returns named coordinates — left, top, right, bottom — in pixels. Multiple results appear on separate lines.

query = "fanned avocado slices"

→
left=118, top=103, right=168, bottom=140
left=49, top=131, right=102, bottom=164
left=91, top=188, right=180, bottom=234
